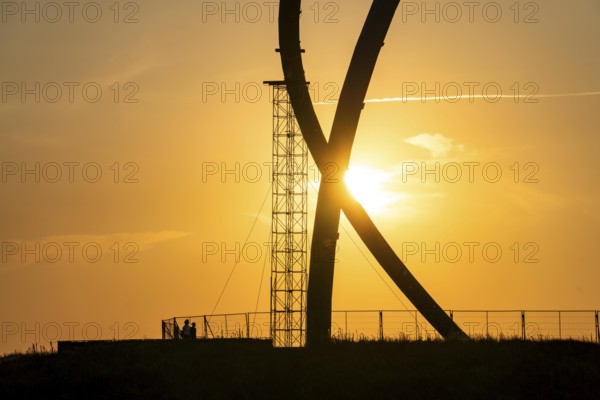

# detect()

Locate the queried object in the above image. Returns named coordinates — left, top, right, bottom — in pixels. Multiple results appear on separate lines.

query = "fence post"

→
left=414, top=311, right=420, bottom=340
left=162, top=321, right=166, bottom=340
left=595, top=311, right=599, bottom=344
left=486, top=311, right=489, bottom=338
left=204, top=315, right=209, bottom=339
left=345, top=311, right=348, bottom=340
left=379, top=311, right=384, bottom=341
left=558, top=311, right=562, bottom=340
left=246, top=313, right=250, bottom=338
left=449, top=310, right=453, bottom=320
left=521, top=311, right=526, bottom=340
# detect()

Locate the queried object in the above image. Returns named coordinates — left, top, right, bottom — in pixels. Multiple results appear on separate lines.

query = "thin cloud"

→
left=0, top=231, right=192, bottom=271
left=405, top=133, right=465, bottom=158
left=36, top=231, right=192, bottom=250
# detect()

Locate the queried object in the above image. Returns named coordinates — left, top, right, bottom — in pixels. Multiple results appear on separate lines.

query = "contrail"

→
left=316, top=91, right=600, bottom=104
left=366, top=91, right=600, bottom=103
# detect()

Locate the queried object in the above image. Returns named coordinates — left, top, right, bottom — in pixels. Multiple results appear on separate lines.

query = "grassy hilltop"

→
left=1, top=339, right=599, bottom=399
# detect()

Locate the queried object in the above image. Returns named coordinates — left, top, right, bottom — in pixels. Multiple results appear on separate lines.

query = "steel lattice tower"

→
left=265, top=81, right=308, bottom=347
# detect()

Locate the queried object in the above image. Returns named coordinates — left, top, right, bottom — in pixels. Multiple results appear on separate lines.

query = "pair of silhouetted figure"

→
left=180, top=319, right=197, bottom=339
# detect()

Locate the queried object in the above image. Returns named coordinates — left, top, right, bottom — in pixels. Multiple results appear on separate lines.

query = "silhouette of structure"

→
left=265, top=81, right=308, bottom=347
left=275, top=0, right=468, bottom=345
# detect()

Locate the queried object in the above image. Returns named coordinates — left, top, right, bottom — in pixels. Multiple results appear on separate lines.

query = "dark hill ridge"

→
left=1, top=339, right=599, bottom=399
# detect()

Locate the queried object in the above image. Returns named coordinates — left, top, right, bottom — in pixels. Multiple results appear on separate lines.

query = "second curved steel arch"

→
left=278, top=0, right=468, bottom=344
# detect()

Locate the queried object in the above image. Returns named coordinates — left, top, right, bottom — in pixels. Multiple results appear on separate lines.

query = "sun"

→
left=344, top=165, right=395, bottom=215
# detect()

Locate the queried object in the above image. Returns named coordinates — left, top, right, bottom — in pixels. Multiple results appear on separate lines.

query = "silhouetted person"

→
left=190, top=322, right=197, bottom=339
left=181, top=319, right=191, bottom=339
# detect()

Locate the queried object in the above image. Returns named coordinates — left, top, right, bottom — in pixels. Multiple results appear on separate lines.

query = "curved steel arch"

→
left=278, top=0, right=468, bottom=344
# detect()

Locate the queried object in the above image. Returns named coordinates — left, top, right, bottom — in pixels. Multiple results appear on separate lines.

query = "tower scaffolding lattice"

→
left=265, top=81, right=308, bottom=347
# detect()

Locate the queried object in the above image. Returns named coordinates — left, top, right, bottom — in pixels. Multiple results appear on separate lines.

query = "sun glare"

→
left=344, top=166, right=395, bottom=214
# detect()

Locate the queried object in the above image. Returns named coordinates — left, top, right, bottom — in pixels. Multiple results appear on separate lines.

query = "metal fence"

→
left=162, top=310, right=600, bottom=343
left=162, top=313, right=271, bottom=340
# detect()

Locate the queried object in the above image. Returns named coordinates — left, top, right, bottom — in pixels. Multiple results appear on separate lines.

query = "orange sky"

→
left=1, top=1, right=599, bottom=353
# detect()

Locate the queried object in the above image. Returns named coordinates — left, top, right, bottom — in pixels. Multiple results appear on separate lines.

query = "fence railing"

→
left=162, top=310, right=600, bottom=343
